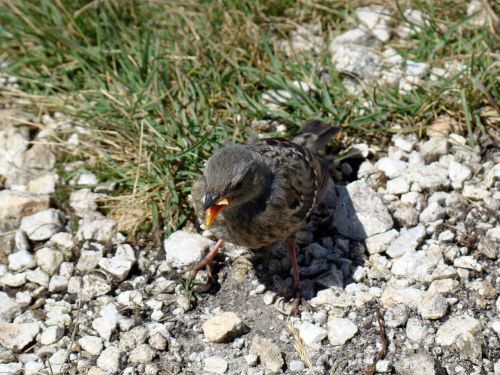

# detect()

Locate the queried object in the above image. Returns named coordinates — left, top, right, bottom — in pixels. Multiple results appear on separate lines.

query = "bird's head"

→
left=202, top=145, right=268, bottom=228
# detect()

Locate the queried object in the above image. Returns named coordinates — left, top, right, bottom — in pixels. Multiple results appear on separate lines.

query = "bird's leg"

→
left=188, top=239, right=225, bottom=280
left=285, top=239, right=302, bottom=314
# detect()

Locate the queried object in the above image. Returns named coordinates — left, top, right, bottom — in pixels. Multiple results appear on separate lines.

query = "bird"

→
left=190, top=120, right=339, bottom=308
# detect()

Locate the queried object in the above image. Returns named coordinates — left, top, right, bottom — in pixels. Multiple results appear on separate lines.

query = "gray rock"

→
left=8, top=249, right=35, bottom=272
left=386, top=224, right=426, bottom=258
left=69, top=189, right=103, bottom=217
left=334, top=181, right=393, bottom=240
left=456, top=332, right=482, bottom=365
left=164, top=230, right=213, bottom=268
left=99, top=256, right=133, bottom=281
left=250, top=335, right=284, bottom=373
left=0, top=190, right=50, bottom=220
left=397, top=9, right=429, bottom=38
left=14, top=230, right=30, bottom=252
left=384, top=304, right=409, bottom=328
left=428, top=279, right=459, bottom=295
left=462, top=184, right=490, bottom=200
left=78, top=335, right=103, bottom=356
left=418, top=291, right=448, bottom=320
left=419, top=202, right=445, bottom=224
left=435, top=315, right=481, bottom=346
left=48, top=232, right=76, bottom=252
left=40, top=325, right=64, bottom=345
left=0, top=321, right=40, bottom=350
left=202, top=312, right=247, bottom=343
left=394, top=352, right=445, bottom=375
left=119, top=326, right=148, bottom=351
left=244, top=354, right=258, bottom=366
left=332, top=44, right=381, bottom=79
left=376, top=157, right=408, bottom=178
left=97, top=346, right=123, bottom=374
left=0, top=292, right=20, bottom=322
left=203, top=356, right=228, bottom=374
left=35, top=247, right=64, bottom=275
left=327, top=317, right=358, bottom=345
left=129, top=343, right=155, bottom=364
left=381, top=285, right=423, bottom=309
left=376, top=359, right=391, bottom=373
left=297, top=321, right=327, bottom=348
left=20, top=208, right=64, bottom=241
left=365, top=229, right=399, bottom=254
left=116, top=290, right=143, bottom=309
left=406, top=60, right=429, bottom=78
left=27, top=172, right=58, bottom=195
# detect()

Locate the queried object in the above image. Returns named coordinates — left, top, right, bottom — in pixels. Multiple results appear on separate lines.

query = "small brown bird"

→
left=190, top=120, right=338, bottom=305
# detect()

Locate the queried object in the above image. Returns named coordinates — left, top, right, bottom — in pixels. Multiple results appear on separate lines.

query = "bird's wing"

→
left=249, top=138, right=330, bottom=221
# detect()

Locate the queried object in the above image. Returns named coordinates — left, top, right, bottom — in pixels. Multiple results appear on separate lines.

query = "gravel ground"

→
left=1, top=4, right=499, bottom=375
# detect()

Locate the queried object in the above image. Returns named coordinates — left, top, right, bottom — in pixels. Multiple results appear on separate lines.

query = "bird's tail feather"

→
left=293, top=119, right=340, bottom=151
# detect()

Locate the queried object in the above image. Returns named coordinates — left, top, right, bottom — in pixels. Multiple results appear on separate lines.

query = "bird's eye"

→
left=232, top=180, right=244, bottom=191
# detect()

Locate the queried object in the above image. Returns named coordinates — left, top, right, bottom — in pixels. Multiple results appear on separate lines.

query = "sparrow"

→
left=190, top=120, right=339, bottom=305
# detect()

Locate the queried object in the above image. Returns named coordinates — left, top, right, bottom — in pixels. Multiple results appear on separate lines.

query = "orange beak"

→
left=205, top=197, right=229, bottom=228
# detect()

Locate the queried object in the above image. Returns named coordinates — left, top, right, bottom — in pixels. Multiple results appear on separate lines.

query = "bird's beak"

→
left=203, top=192, right=229, bottom=228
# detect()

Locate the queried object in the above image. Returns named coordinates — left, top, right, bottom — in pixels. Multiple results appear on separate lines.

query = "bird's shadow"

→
left=250, top=183, right=368, bottom=306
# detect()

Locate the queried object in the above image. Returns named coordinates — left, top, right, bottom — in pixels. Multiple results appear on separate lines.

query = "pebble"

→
left=417, top=291, right=448, bottom=320
left=163, top=230, right=213, bottom=268
left=77, top=217, right=117, bottom=242
left=35, top=247, right=64, bottom=275
left=129, top=344, right=155, bottom=364
left=244, top=354, right=258, bottom=366
left=448, top=160, right=471, bottom=188
left=48, top=275, right=68, bottom=292
left=376, top=157, right=408, bottom=178
left=79, top=335, right=104, bottom=356
left=419, top=202, right=445, bottom=224
left=297, top=321, right=327, bottom=348
left=20, top=208, right=64, bottom=241
left=406, top=318, right=427, bottom=343
left=203, top=356, right=228, bottom=374
left=0, top=291, right=20, bottom=322
left=289, top=360, right=306, bottom=372
left=435, top=315, right=481, bottom=346
left=453, top=256, right=482, bottom=272
left=420, top=137, right=448, bottom=162
left=8, top=249, right=35, bottom=272
left=391, top=202, right=419, bottom=227
left=334, top=181, right=393, bottom=240
left=405, top=163, right=450, bottom=191
left=0, top=322, right=40, bottom=350
left=97, top=346, right=123, bottom=374
left=327, top=317, right=358, bottom=345
left=381, top=285, right=423, bottom=309
left=92, top=304, right=119, bottom=341
left=40, top=325, right=64, bottom=345
left=376, top=359, right=391, bottom=373
left=76, top=249, right=103, bottom=273
left=202, top=312, right=247, bottom=343
left=384, top=304, right=409, bottom=328
left=386, top=224, right=426, bottom=258
left=250, top=335, right=284, bottom=373
left=0, top=190, right=50, bottom=220
left=386, top=176, right=410, bottom=195
left=462, top=185, right=490, bottom=200
left=82, top=274, right=111, bottom=301
left=395, top=352, right=445, bottom=375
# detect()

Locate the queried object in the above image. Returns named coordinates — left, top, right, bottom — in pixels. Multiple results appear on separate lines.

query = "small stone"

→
left=453, top=256, right=482, bottom=272
left=334, top=181, right=393, bottom=241
left=381, top=285, right=423, bottom=309
left=376, top=359, right=391, bottom=373
left=420, top=137, right=448, bottom=162
left=405, top=163, right=450, bottom=191
left=419, top=202, right=445, bottom=224
left=391, top=202, right=419, bottom=227
left=82, top=274, right=111, bottom=301
left=148, top=332, right=167, bottom=351
left=438, top=230, right=454, bottom=243
left=435, top=315, right=481, bottom=346
left=393, top=134, right=417, bottom=153
left=406, top=60, right=429, bottom=78
left=97, top=346, right=123, bottom=374
left=116, top=290, right=143, bottom=309
left=79, top=335, right=103, bottom=356
left=202, top=312, right=247, bottom=343
left=26, top=268, right=49, bottom=287
left=462, top=185, right=489, bottom=200
left=40, top=325, right=64, bottom=345
left=20, top=208, right=64, bottom=241
left=99, top=257, right=133, bottom=281
left=365, top=229, right=398, bottom=254
left=406, top=318, right=427, bottom=343
left=391, top=249, right=440, bottom=281
left=395, top=352, right=445, bottom=375
left=245, top=354, right=258, bottom=366
left=119, top=326, right=148, bottom=351
left=0, top=190, right=50, bottom=220
left=0, top=292, right=20, bottom=322
left=289, top=360, right=306, bottom=372
left=92, top=304, right=119, bottom=341
left=8, top=250, right=35, bottom=272
left=397, top=9, right=429, bottom=38
left=297, top=321, right=327, bottom=348
left=69, top=189, right=103, bottom=217
left=48, top=233, right=76, bottom=252
left=250, top=335, right=284, bottom=373
left=27, top=173, right=58, bottom=195
left=0, top=272, right=26, bottom=288
left=331, top=44, right=381, bottom=80
left=203, top=356, right=228, bottom=374
left=376, top=157, right=407, bottom=178
left=386, top=224, right=426, bottom=258
left=327, top=317, right=358, bottom=346
left=77, top=172, right=98, bottom=185
left=356, top=6, right=391, bottom=42
left=35, top=247, right=64, bottom=275
left=77, top=217, right=117, bottom=243
left=448, top=160, right=471, bottom=188
left=76, top=249, right=103, bottom=273
left=163, top=230, right=213, bottom=268
left=0, top=363, right=23, bottom=374
left=386, top=176, right=410, bottom=195
left=48, top=275, right=68, bottom=292
left=384, top=304, right=409, bottom=328
left=428, top=279, right=459, bottom=295
left=129, top=343, right=155, bottom=364
left=418, top=291, right=448, bottom=320
left=0, top=322, right=40, bottom=350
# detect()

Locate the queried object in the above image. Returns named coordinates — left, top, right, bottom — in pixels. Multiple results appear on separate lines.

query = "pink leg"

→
left=285, top=239, right=301, bottom=296
left=187, top=239, right=225, bottom=279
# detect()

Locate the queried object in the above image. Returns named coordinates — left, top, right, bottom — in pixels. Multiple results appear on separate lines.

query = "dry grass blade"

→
left=364, top=306, right=388, bottom=375
left=287, top=322, right=312, bottom=369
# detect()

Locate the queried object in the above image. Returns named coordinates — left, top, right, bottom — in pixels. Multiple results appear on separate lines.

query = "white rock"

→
left=0, top=321, right=40, bottom=350
left=0, top=190, right=50, bottom=220
left=0, top=291, right=20, bottom=322
left=381, top=285, right=423, bottom=309
left=289, top=360, right=306, bottom=372
left=40, top=325, right=64, bottom=345
left=448, top=160, right=471, bottom=188
left=391, top=202, right=419, bottom=227
left=376, top=157, right=407, bottom=178
left=435, top=316, right=481, bottom=346
left=420, top=137, right=449, bottom=163
left=79, top=335, right=103, bottom=356
left=419, top=202, right=445, bottom=224
left=330, top=28, right=374, bottom=48
left=164, top=230, right=213, bottom=268
left=77, top=172, right=98, bottom=185
left=202, top=312, right=247, bottom=343
left=386, top=224, right=426, bottom=258
left=376, top=359, right=391, bottom=373
left=27, top=173, right=58, bottom=195
left=69, top=189, right=103, bottom=217
left=26, top=268, right=49, bottom=286
left=462, top=185, right=490, bottom=200
left=332, top=45, right=381, bottom=80
left=24, top=361, right=44, bottom=375
left=384, top=304, right=409, bottom=328
left=467, top=0, right=490, bottom=26
left=0, top=272, right=26, bottom=288
left=15, top=291, right=32, bottom=307
left=244, top=354, right=258, bottom=366
left=391, top=249, right=441, bottom=281
left=92, top=304, right=119, bottom=341
left=35, top=247, right=64, bottom=275
left=77, top=217, right=117, bottom=243
left=117, top=290, right=143, bottom=309
left=48, top=232, right=76, bottom=252
left=0, top=363, right=22, bottom=374
left=453, top=256, right=482, bottom=272
left=397, top=9, right=429, bottom=38
left=82, top=274, right=111, bottom=301
left=97, top=346, right=123, bottom=374
left=386, top=176, right=410, bottom=195
left=129, top=343, right=155, bottom=364
left=405, top=163, right=450, bottom=191
left=327, top=317, right=358, bottom=346
left=333, top=181, right=393, bottom=241
left=352, top=143, right=370, bottom=158
left=297, top=321, right=327, bottom=348
left=438, top=230, right=454, bottom=243
left=406, top=317, right=427, bottom=343
left=355, top=6, right=392, bottom=42
left=20, top=208, right=64, bottom=241
left=417, top=291, right=448, bottom=320
left=250, top=335, right=284, bottom=373
left=48, top=275, right=68, bottom=292
left=76, top=249, right=103, bottom=273
left=204, top=356, right=228, bottom=374
left=405, top=60, right=429, bottom=78
left=395, top=352, right=443, bottom=375
left=365, top=229, right=398, bottom=254
left=99, top=257, right=133, bottom=281
left=67, top=276, right=82, bottom=294
left=8, top=249, right=35, bottom=272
